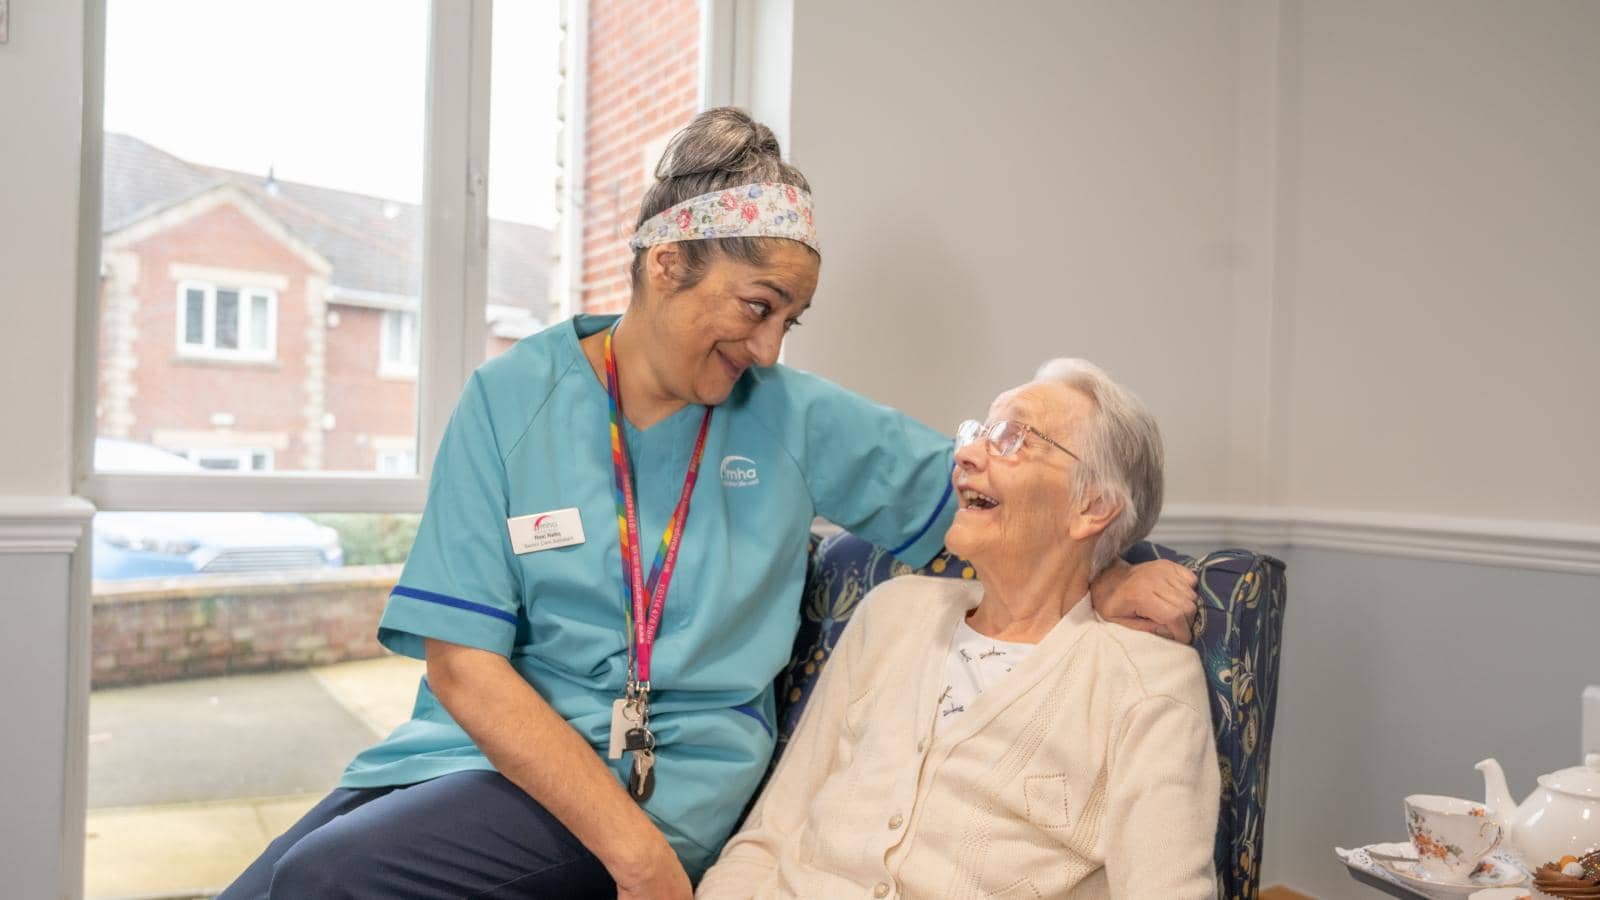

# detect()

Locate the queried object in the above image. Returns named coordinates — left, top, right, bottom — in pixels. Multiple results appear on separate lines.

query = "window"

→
left=78, top=0, right=712, bottom=894
left=84, top=1, right=443, bottom=893
left=176, top=282, right=276, bottom=360
left=375, top=448, right=417, bottom=475
left=184, top=447, right=274, bottom=472
left=379, top=309, right=420, bottom=377
left=93, top=0, right=433, bottom=483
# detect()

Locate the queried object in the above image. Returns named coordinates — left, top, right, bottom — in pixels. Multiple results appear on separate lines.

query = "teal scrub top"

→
left=339, top=314, right=956, bottom=876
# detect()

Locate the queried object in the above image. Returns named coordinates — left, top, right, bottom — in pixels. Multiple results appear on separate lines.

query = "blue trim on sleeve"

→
left=732, top=703, right=774, bottom=738
left=890, top=477, right=954, bottom=557
left=390, top=585, right=518, bottom=625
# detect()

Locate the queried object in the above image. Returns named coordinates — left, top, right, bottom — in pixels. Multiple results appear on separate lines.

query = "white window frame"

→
left=183, top=447, right=275, bottom=472
left=379, top=308, right=422, bottom=379
left=701, top=0, right=792, bottom=138
left=75, top=0, right=498, bottom=515
left=175, top=280, right=279, bottom=362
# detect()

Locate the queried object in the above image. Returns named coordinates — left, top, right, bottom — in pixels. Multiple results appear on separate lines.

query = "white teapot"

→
left=1476, top=753, right=1600, bottom=867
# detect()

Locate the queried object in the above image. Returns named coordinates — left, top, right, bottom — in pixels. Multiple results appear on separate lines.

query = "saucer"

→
left=1375, top=854, right=1530, bottom=895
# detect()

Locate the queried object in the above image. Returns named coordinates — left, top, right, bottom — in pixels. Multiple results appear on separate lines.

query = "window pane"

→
left=376, top=449, right=416, bottom=475
left=87, top=510, right=420, bottom=896
left=98, top=0, right=429, bottom=475
left=195, top=455, right=241, bottom=471
left=381, top=310, right=401, bottom=367
left=485, top=0, right=562, bottom=362
left=183, top=289, right=205, bottom=344
left=248, top=294, right=270, bottom=351
left=402, top=312, right=418, bottom=366
left=214, top=289, right=240, bottom=349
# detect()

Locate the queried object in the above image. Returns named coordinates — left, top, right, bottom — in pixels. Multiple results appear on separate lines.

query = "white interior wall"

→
left=1281, top=0, right=1600, bottom=523
left=0, top=1, right=90, bottom=896
left=784, top=0, right=1600, bottom=526
left=783, top=0, right=1240, bottom=505
left=1, top=0, right=83, bottom=498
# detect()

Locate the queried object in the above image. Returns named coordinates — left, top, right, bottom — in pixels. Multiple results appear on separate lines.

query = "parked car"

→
left=92, top=438, right=345, bottom=580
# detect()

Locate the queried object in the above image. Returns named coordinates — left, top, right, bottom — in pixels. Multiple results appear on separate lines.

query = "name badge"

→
left=506, top=508, right=586, bottom=554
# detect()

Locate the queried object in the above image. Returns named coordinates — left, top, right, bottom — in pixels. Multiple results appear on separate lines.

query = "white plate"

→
left=1375, top=855, right=1530, bottom=896
left=1467, top=888, right=1537, bottom=900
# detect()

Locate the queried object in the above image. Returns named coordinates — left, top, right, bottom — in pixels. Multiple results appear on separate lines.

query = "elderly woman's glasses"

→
left=955, top=419, right=1079, bottom=462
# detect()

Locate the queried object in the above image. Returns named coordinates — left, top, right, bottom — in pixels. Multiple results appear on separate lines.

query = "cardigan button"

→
left=873, top=883, right=890, bottom=898
left=888, top=813, right=904, bottom=829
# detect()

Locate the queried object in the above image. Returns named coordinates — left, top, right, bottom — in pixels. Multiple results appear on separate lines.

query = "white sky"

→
left=104, top=0, right=562, bottom=226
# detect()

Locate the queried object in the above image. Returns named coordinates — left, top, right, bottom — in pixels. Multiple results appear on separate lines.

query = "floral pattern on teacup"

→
left=1409, top=806, right=1467, bottom=862
left=1407, top=801, right=1502, bottom=880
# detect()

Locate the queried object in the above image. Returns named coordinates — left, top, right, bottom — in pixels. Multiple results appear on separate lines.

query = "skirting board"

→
left=1152, top=504, right=1600, bottom=576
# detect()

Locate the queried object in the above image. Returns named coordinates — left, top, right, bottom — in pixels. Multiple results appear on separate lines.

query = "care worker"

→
left=219, top=108, right=1199, bottom=900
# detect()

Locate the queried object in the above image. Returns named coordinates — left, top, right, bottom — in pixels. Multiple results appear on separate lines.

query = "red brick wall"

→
left=111, top=204, right=320, bottom=468
left=91, top=566, right=401, bottom=688
left=580, top=0, right=702, bottom=313
left=323, top=304, right=417, bottom=472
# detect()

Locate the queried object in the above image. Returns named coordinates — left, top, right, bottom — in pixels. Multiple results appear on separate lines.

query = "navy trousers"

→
left=217, top=770, right=615, bottom=899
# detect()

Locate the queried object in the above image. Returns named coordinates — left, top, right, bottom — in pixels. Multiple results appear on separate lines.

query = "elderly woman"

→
left=698, top=359, right=1220, bottom=899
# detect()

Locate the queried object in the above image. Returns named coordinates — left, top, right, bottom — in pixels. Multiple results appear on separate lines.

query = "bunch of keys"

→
left=608, top=686, right=656, bottom=803
left=625, top=726, right=656, bottom=802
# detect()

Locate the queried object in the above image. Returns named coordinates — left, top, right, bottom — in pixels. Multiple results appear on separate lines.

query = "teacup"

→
left=1405, top=794, right=1504, bottom=881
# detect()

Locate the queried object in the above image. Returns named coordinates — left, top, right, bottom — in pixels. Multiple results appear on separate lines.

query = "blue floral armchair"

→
left=769, top=532, right=1287, bottom=900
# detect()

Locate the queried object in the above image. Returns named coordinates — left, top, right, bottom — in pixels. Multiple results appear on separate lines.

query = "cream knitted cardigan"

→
left=697, top=576, right=1219, bottom=899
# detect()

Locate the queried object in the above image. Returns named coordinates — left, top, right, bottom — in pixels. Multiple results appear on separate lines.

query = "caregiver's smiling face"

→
left=642, top=239, right=819, bottom=408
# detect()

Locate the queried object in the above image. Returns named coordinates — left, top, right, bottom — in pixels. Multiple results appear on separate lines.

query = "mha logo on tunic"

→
left=719, top=455, right=760, bottom=488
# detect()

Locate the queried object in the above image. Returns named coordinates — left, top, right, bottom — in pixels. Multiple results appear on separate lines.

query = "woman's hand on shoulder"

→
left=610, top=832, right=693, bottom=900
left=1089, top=559, right=1199, bottom=644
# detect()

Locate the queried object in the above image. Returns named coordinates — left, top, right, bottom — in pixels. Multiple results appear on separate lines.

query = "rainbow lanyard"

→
left=605, top=323, right=713, bottom=696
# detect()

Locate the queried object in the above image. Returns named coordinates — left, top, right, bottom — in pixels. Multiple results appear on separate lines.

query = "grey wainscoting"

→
left=0, top=552, right=75, bottom=900
left=1259, top=548, right=1598, bottom=897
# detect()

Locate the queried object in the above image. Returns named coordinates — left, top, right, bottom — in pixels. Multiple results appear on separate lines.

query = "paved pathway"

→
left=85, top=656, right=425, bottom=899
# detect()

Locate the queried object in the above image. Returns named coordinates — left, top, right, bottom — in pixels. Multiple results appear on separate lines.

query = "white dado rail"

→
left=1154, top=504, right=1600, bottom=576
left=0, top=496, right=95, bottom=554
left=5, top=496, right=1596, bottom=575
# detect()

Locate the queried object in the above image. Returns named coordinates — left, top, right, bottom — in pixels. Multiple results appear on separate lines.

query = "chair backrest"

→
left=770, top=532, right=1287, bottom=900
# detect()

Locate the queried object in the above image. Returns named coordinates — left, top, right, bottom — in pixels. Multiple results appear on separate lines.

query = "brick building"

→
left=578, top=0, right=702, bottom=313
left=98, top=134, right=551, bottom=472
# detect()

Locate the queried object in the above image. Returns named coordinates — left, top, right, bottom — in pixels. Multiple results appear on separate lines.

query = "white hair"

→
left=1033, top=358, right=1165, bottom=575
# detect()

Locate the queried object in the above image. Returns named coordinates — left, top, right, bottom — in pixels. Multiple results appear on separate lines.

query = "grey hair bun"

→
left=654, top=107, right=786, bottom=181
left=629, top=108, right=816, bottom=291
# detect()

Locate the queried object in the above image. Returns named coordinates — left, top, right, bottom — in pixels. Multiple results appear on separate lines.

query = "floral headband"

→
left=628, top=182, right=819, bottom=254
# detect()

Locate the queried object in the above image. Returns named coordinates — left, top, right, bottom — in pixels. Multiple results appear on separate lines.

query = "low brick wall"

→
left=91, top=564, right=403, bottom=689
